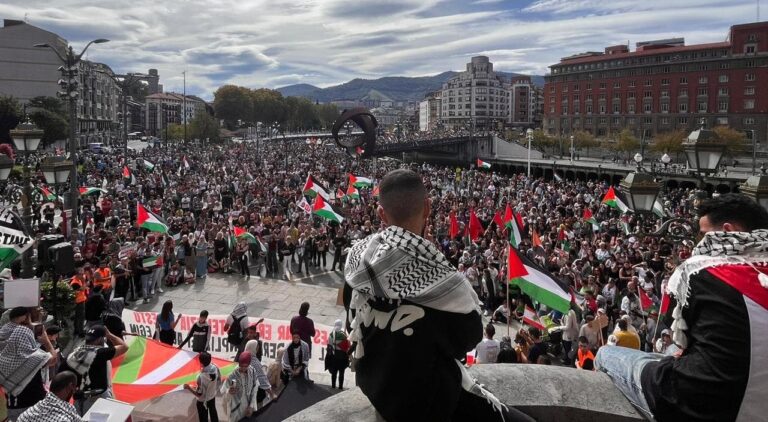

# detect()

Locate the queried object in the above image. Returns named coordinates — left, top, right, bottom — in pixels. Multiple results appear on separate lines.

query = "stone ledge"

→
left=286, top=364, right=645, bottom=422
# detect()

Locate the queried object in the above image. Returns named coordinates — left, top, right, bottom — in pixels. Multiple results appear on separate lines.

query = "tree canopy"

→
left=0, top=96, right=22, bottom=145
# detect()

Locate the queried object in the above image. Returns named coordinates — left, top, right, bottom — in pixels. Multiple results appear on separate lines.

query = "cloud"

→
left=0, top=0, right=759, bottom=99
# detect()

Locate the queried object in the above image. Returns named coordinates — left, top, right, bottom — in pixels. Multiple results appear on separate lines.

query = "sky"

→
left=2, top=0, right=762, bottom=99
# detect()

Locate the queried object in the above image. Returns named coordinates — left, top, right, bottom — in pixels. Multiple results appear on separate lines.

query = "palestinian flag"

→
left=372, top=185, right=380, bottom=197
left=449, top=210, right=460, bottom=239
left=507, top=245, right=573, bottom=313
left=37, top=186, right=59, bottom=202
left=0, top=208, right=34, bottom=272
left=468, top=209, right=484, bottom=241
left=486, top=211, right=503, bottom=235
left=504, top=205, right=522, bottom=248
left=557, top=227, right=570, bottom=252
left=137, top=203, right=168, bottom=233
left=531, top=229, right=543, bottom=248
left=348, top=173, right=373, bottom=189
left=142, top=256, right=163, bottom=268
left=233, top=226, right=257, bottom=244
left=583, top=208, right=599, bottom=232
left=336, top=188, right=346, bottom=200
left=303, top=175, right=331, bottom=201
left=79, top=187, right=107, bottom=196
left=123, top=166, right=136, bottom=185
left=143, top=160, right=155, bottom=172
left=522, top=306, right=547, bottom=331
left=476, top=159, right=491, bottom=169
left=638, top=287, right=653, bottom=310
left=312, top=195, right=344, bottom=223
left=653, top=199, right=668, bottom=218
left=602, top=186, right=629, bottom=213
left=111, top=336, right=236, bottom=404
left=346, top=184, right=360, bottom=200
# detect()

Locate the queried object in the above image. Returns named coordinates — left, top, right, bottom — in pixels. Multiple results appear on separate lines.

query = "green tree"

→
left=213, top=85, right=253, bottom=129
left=531, top=128, right=555, bottom=155
left=27, top=96, right=68, bottom=147
left=714, top=126, right=747, bottom=158
left=651, top=129, right=685, bottom=155
left=573, top=130, right=599, bottom=156
left=251, top=88, right=287, bottom=127
left=315, top=103, right=339, bottom=130
left=189, top=111, right=220, bottom=143
left=165, top=123, right=184, bottom=142
left=613, top=128, right=640, bottom=160
left=0, top=96, right=22, bottom=145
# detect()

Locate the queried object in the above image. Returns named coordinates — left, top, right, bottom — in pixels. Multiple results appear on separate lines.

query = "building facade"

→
left=419, top=91, right=441, bottom=132
left=544, top=21, right=768, bottom=148
left=145, top=92, right=205, bottom=138
left=439, top=56, right=510, bottom=130
left=0, top=19, right=124, bottom=146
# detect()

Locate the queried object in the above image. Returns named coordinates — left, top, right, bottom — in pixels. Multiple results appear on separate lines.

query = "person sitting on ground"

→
left=17, top=371, right=82, bottom=422
left=281, top=331, right=310, bottom=385
left=343, top=169, right=532, bottom=422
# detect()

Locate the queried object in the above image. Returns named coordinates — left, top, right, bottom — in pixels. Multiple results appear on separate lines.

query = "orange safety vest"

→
left=70, top=276, right=88, bottom=304
left=94, top=268, right=112, bottom=290
left=578, top=348, right=596, bottom=370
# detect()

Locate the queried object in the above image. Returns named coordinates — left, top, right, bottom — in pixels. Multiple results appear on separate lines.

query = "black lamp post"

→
left=10, top=118, right=43, bottom=278
left=620, top=171, right=661, bottom=214
left=682, top=118, right=726, bottom=180
left=39, top=156, right=71, bottom=322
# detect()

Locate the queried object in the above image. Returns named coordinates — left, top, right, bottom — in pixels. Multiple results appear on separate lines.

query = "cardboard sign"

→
left=3, top=278, right=40, bottom=307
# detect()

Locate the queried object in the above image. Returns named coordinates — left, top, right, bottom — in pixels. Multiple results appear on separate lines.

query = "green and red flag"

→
left=348, top=173, right=374, bottom=189
left=137, top=203, right=168, bottom=233
left=602, top=186, right=629, bottom=213
left=583, top=208, right=599, bottom=232
left=233, top=226, right=258, bottom=244
left=312, top=195, right=344, bottom=223
left=468, top=209, right=484, bottom=241
left=557, top=227, right=570, bottom=252
left=37, top=186, right=59, bottom=202
left=111, top=336, right=236, bottom=404
left=507, top=245, right=573, bottom=313
left=143, top=160, right=155, bottom=172
left=476, top=158, right=491, bottom=169
left=346, top=184, right=360, bottom=200
left=503, top=204, right=522, bottom=248
left=531, top=228, right=543, bottom=248
left=449, top=210, right=460, bottom=239
left=79, top=187, right=107, bottom=196
left=522, top=306, right=547, bottom=331
left=303, top=175, right=331, bottom=201
left=123, top=166, right=136, bottom=185
left=142, top=255, right=163, bottom=268
left=372, top=185, right=380, bottom=197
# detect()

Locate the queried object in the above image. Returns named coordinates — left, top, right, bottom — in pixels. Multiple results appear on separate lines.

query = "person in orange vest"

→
left=93, top=260, right=113, bottom=300
left=70, top=268, right=89, bottom=337
left=576, top=336, right=596, bottom=370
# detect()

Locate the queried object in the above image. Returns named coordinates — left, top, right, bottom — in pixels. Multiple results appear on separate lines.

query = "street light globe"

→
left=526, top=128, right=533, bottom=136
left=661, top=153, right=671, bottom=164
left=634, top=153, right=643, bottom=164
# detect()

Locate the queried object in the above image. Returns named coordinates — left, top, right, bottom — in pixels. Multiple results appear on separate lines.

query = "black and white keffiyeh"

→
left=0, top=323, right=51, bottom=396
left=15, top=392, right=83, bottom=422
left=668, top=230, right=768, bottom=348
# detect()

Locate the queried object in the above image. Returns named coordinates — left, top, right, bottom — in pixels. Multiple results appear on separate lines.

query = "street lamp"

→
left=34, top=38, right=109, bottom=226
left=620, top=172, right=661, bottom=214
left=633, top=153, right=643, bottom=171
left=0, top=155, right=14, bottom=182
left=682, top=118, right=725, bottom=177
left=741, top=175, right=768, bottom=210
left=526, top=128, right=533, bottom=178
left=10, top=117, right=43, bottom=278
left=569, top=135, right=575, bottom=161
left=41, top=157, right=72, bottom=187
left=661, top=153, right=671, bottom=171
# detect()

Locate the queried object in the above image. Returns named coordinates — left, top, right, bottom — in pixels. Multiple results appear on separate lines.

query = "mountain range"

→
left=276, top=72, right=545, bottom=104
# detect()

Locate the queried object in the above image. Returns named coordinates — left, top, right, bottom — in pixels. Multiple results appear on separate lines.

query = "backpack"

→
left=227, top=314, right=246, bottom=345
left=66, top=345, right=99, bottom=391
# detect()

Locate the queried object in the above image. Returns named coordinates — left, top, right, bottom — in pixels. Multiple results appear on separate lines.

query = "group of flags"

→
left=301, top=173, right=378, bottom=224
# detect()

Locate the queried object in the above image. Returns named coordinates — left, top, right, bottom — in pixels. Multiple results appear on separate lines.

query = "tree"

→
left=531, top=128, right=555, bottom=155
left=316, top=103, right=339, bottom=130
left=613, top=128, right=640, bottom=160
left=572, top=130, right=599, bottom=156
left=651, top=129, right=685, bottom=156
left=251, top=88, right=287, bottom=127
left=165, top=123, right=184, bottom=142
left=213, top=85, right=253, bottom=129
left=27, top=96, right=68, bottom=147
left=189, top=111, right=219, bottom=143
left=0, top=96, right=22, bottom=145
left=714, top=126, right=747, bottom=158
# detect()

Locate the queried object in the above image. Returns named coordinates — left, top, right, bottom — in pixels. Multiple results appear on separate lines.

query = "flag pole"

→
left=506, top=278, right=511, bottom=337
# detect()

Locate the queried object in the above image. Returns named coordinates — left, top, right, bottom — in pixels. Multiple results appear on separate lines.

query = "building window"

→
left=573, top=84, right=580, bottom=91
left=746, top=73, right=756, bottom=81
left=661, top=102, right=670, bottom=113
left=644, top=91, right=653, bottom=98
left=697, top=102, right=708, bottom=113
left=645, top=79, right=653, bottom=86
left=628, top=103, right=635, bottom=114
left=679, top=102, right=688, bottom=113
left=599, top=82, right=606, bottom=89
left=599, top=105, right=606, bottom=114
left=697, top=87, right=708, bottom=96
left=661, top=90, right=669, bottom=98
left=679, top=88, right=688, bottom=97
left=613, top=81, right=621, bottom=88
left=679, top=117, right=689, bottom=125
left=627, top=117, right=636, bottom=125
left=718, top=87, right=729, bottom=96
left=746, top=45, right=756, bottom=55
left=586, top=117, right=593, bottom=125
left=661, top=117, right=670, bottom=125
left=586, top=83, right=592, bottom=90
left=612, top=117, right=620, bottom=126
left=628, top=80, right=636, bottom=88
left=744, top=117, right=755, bottom=125
left=613, top=103, right=620, bottom=113
left=644, top=103, right=652, bottom=113
left=586, top=104, right=593, bottom=114
left=748, top=33, right=757, bottom=41
left=744, top=99, right=755, bottom=109
left=698, top=76, right=708, bottom=84
left=628, top=92, right=636, bottom=99
left=600, top=117, right=607, bottom=125
left=719, top=75, right=729, bottom=83
left=716, top=117, right=728, bottom=125
left=680, top=77, right=688, bottom=84
left=718, top=101, right=728, bottom=112
left=644, top=117, right=653, bottom=125
left=745, top=87, right=755, bottom=95
left=661, top=78, right=670, bottom=85
left=720, top=63, right=729, bottom=69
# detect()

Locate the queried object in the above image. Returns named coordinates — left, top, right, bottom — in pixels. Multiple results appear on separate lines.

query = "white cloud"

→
left=0, top=0, right=760, bottom=99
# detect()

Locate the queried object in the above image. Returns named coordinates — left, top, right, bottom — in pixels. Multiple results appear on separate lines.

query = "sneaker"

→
left=150, top=289, right=155, bottom=296
left=158, top=288, right=164, bottom=293
left=143, top=298, right=150, bottom=304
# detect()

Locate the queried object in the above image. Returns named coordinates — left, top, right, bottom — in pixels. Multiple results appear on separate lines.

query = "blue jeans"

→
left=595, top=345, right=661, bottom=421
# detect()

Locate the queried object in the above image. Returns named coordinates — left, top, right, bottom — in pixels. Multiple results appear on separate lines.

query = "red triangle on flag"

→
left=468, top=209, right=484, bottom=241
left=583, top=208, right=593, bottom=220
left=503, top=204, right=513, bottom=227
left=493, top=211, right=504, bottom=229
left=449, top=210, right=459, bottom=239
left=233, top=226, right=247, bottom=237
left=659, top=291, right=670, bottom=314
left=507, top=245, right=529, bottom=281
left=639, top=287, right=653, bottom=309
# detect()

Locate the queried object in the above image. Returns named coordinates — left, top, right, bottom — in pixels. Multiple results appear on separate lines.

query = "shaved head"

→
left=378, top=169, right=427, bottom=226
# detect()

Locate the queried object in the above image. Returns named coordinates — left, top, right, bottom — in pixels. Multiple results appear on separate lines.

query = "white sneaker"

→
left=158, top=288, right=164, bottom=293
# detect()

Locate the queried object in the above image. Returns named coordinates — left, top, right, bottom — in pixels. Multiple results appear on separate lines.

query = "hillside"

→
left=276, top=72, right=545, bottom=103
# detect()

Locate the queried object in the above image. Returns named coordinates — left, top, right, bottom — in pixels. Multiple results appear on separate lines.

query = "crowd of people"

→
left=0, top=130, right=722, bottom=421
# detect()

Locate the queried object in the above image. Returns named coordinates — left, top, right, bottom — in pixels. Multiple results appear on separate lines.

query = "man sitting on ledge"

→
left=344, top=169, right=532, bottom=422
left=596, top=193, right=768, bottom=421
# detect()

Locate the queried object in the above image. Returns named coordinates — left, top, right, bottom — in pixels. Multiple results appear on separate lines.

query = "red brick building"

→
left=544, top=21, right=768, bottom=148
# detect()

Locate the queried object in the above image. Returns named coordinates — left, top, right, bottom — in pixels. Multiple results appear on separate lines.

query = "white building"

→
left=145, top=92, right=206, bottom=138
left=440, top=56, right=509, bottom=130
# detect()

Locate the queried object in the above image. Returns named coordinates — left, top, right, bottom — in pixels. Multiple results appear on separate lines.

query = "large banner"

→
left=121, top=309, right=334, bottom=374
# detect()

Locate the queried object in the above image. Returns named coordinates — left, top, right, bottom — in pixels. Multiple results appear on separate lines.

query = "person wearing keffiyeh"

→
left=343, top=169, right=533, bottom=422
left=221, top=352, right=259, bottom=422
left=16, top=371, right=82, bottom=422
left=596, top=194, right=768, bottom=422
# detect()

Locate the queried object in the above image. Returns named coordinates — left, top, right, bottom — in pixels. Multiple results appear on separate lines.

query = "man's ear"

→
left=722, top=222, right=745, bottom=232
left=377, top=205, right=389, bottom=226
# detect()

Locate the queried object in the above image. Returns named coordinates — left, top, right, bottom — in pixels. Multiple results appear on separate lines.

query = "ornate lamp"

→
left=620, top=171, right=661, bottom=213
left=41, top=157, right=72, bottom=186
left=10, top=120, right=43, bottom=153
left=741, top=175, right=768, bottom=210
left=682, top=118, right=725, bottom=175
left=0, top=154, right=14, bottom=181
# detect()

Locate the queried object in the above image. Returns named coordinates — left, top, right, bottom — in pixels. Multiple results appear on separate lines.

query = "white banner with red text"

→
left=121, top=309, right=334, bottom=374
